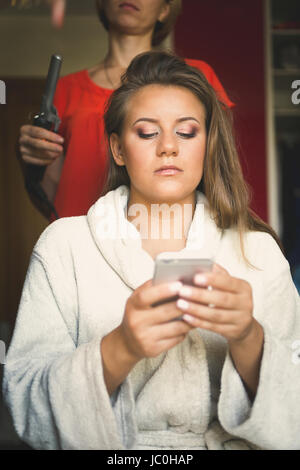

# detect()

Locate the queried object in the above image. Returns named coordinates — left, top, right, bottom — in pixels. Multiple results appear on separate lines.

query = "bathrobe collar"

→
left=87, top=185, right=223, bottom=290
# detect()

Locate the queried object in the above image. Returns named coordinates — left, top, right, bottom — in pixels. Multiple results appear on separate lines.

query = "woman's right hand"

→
left=19, top=125, right=64, bottom=167
left=120, top=279, right=193, bottom=362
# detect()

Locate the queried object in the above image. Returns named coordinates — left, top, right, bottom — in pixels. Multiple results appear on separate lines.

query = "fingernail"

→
left=169, top=281, right=183, bottom=293
left=177, top=299, right=189, bottom=310
left=194, top=274, right=207, bottom=285
left=182, top=314, right=195, bottom=324
left=179, top=286, right=192, bottom=297
left=57, top=136, right=64, bottom=143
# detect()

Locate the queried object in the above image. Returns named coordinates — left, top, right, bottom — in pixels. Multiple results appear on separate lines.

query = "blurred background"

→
left=0, top=0, right=299, bottom=449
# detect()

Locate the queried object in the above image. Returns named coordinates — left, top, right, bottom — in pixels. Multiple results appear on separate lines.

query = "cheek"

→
left=142, top=2, right=162, bottom=21
left=186, top=138, right=207, bottom=166
left=121, top=141, right=150, bottom=175
left=123, top=132, right=155, bottom=158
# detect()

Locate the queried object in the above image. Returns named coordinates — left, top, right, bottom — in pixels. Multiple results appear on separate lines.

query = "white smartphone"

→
left=153, top=253, right=214, bottom=286
left=152, top=253, right=214, bottom=308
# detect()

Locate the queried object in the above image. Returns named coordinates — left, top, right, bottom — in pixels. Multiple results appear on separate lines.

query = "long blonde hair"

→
left=103, top=51, right=284, bottom=266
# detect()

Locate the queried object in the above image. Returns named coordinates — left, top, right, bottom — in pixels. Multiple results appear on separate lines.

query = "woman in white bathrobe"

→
left=3, top=51, right=300, bottom=450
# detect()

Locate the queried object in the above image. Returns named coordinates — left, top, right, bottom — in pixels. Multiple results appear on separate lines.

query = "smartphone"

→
left=152, top=253, right=214, bottom=308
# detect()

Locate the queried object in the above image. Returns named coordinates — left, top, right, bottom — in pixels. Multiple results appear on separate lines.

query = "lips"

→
left=154, top=165, right=183, bottom=176
left=119, top=2, right=139, bottom=11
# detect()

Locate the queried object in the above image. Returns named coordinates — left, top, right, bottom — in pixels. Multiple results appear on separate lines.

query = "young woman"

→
left=5, top=52, right=298, bottom=451
left=18, top=0, right=233, bottom=221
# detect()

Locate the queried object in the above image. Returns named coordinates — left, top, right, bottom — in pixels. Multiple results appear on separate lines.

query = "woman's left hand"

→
left=176, top=263, right=255, bottom=344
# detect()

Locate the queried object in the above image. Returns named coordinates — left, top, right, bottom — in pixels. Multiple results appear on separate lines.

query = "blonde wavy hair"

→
left=95, top=0, right=182, bottom=46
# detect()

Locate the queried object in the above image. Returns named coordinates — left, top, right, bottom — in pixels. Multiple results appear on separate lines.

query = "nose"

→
left=156, top=131, right=179, bottom=157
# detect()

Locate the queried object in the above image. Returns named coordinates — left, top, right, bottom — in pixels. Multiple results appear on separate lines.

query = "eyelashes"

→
left=177, top=131, right=197, bottom=139
left=138, top=132, right=157, bottom=139
left=137, top=130, right=197, bottom=139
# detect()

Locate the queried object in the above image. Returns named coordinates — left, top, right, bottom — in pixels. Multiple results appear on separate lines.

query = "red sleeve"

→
left=184, top=58, right=235, bottom=108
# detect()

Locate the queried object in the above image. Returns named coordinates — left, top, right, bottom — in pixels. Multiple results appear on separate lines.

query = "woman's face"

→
left=102, top=0, right=170, bottom=35
left=110, top=85, right=207, bottom=205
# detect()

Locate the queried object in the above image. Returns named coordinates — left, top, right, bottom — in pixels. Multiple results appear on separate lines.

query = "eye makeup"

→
left=137, top=128, right=158, bottom=139
left=176, top=124, right=199, bottom=138
left=176, top=127, right=198, bottom=139
left=133, top=118, right=201, bottom=140
left=136, top=126, right=199, bottom=140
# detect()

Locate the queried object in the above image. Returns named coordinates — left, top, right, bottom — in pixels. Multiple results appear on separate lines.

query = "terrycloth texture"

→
left=3, top=186, right=300, bottom=450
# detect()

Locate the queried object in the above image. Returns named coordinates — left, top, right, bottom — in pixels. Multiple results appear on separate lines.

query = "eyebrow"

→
left=132, top=117, right=201, bottom=126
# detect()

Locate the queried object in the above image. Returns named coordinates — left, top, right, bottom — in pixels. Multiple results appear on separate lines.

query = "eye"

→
left=176, top=131, right=197, bottom=139
left=137, top=131, right=158, bottom=139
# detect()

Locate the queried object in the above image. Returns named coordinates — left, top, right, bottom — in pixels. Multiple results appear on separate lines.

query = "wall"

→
left=0, top=14, right=108, bottom=77
left=174, top=0, right=268, bottom=222
left=0, top=13, right=172, bottom=77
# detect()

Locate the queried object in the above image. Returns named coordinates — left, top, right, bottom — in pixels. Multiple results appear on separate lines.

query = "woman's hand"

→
left=176, top=263, right=255, bottom=345
left=120, top=279, right=193, bottom=362
left=102, top=279, right=193, bottom=395
left=19, top=125, right=64, bottom=167
left=176, top=263, right=264, bottom=399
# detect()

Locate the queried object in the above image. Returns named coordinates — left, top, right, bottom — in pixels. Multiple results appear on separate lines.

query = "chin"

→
left=112, top=18, right=142, bottom=34
left=146, top=186, right=193, bottom=205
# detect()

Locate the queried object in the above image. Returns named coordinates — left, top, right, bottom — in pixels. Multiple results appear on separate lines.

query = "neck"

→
left=126, top=191, right=197, bottom=241
left=105, top=29, right=153, bottom=68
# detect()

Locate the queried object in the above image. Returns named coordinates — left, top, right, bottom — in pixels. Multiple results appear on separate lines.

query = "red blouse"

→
left=51, top=59, right=234, bottom=221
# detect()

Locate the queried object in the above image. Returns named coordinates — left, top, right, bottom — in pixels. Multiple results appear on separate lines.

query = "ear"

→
left=158, top=2, right=170, bottom=23
left=110, top=133, right=126, bottom=166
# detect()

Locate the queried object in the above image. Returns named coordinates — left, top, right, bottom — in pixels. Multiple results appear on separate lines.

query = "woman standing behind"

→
left=18, top=0, right=233, bottom=220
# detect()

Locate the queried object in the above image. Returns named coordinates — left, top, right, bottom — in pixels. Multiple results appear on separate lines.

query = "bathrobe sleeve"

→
left=218, top=234, right=300, bottom=450
left=2, top=221, right=135, bottom=450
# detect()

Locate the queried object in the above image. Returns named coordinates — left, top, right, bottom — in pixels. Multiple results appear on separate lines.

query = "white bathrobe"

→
left=3, top=186, right=300, bottom=450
